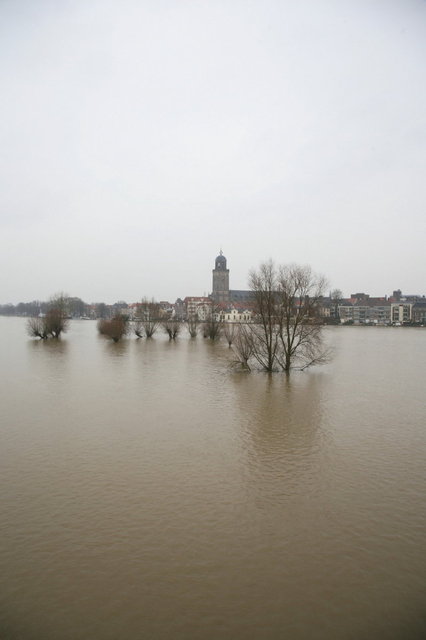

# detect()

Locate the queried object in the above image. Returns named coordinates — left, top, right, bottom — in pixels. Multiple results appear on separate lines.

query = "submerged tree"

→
left=223, top=322, right=236, bottom=347
left=162, top=319, right=181, bottom=340
left=231, top=323, right=254, bottom=370
left=97, top=315, right=129, bottom=342
left=45, top=293, right=69, bottom=338
left=248, top=261, right=328, bottom=373
left=27, top=292, right=69, bottom=339
left=185, top=314, right=199, bottom=338
left=203, top=305, right=222, bottom=340
left=248, top=261, right=281, bottom=371
left=133, top=321, right=144, bottom=339
left=27, top=316, right=49, bottom=340
left=275, top=264, right=328, bottom=372
left=137, top=298, right=160, bottom=338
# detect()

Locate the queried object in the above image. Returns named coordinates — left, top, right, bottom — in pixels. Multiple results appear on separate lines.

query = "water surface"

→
left=1, top=319, right=425, bottom=639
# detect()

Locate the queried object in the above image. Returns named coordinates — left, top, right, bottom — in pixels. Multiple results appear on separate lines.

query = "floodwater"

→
left=0, top=317, right=425, bottom=639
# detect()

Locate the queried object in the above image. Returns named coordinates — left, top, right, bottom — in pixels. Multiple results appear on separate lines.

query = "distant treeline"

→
left=0, top=298, right=127, bottom=319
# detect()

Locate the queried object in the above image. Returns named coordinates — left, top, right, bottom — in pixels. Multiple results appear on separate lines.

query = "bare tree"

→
left=231, top=323, right=254, bottom=370
left=185, top=314, right=199, bottom=338
left=45, top=292, right=69, bottom=338
left=223, top=322, right=236, bottom=347
left=133, top=321, right=144, bottom=338
left=27, top=292, right=69, bottom=339
left=248, top=261, right=329, bottom=373
left=137, top=298, right=160, bottom=338
left=203, top=304, right=222, bottom=340
left=276, top=264, right=328, bottom=372
left=97, top=315, right=129, bottom=342
left=162, top=319, right=181, bottom=340
left=44, top=311, right=68, bottom=338
left=248, top=260, right=281, bottom=371
left=27, top=317, right=48, bottom=339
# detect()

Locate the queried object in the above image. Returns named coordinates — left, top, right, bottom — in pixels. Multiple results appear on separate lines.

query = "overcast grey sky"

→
left=1, top=0, right=425, bottom=304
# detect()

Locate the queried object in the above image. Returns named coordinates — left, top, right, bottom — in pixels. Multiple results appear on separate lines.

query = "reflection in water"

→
left=103, top=338, right=129, bottom=357
left=28, top=336, right=69, bottom=359
left=232, top=372, right=325, bottom=461
left=1, top=320, right=426, bottom=640
left=27, top=337, right=69, bottom=388
left=229, top=372, right=332, bottom=518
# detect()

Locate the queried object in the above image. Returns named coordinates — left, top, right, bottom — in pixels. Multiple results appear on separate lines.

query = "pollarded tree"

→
left=45, top=292, right=69, bottom=338
left=185, top=314, right=199, bottom=338
left=203, top=304, right=222, bottom=340
left=133, top=320, right=144, bottom=338
left=223, top=322, right=236, bottom=347
left=231, top=323, right=254, bottom=370
left=27, top=316, right=49, bottom=340
left=97, top=315, right=129, bottom=342
left=162, top=319, right=181, bottom=340
left=26, top=293, right=69, bottom=339
left=137, top=298, right=160, bottom=338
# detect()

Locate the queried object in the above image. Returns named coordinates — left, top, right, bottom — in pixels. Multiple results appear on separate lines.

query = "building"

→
left=391, top=303, right=413, bottom=324
left=412, top=302, right=426, bottom=324
left=211, top=251, right=230, bottom=303
left=183, top=296, right=212, bottom=321
left=337, top=294, right=392, bottom=325
left=211, top=250, right=253, bottom=306
left=214, top=307, right=252, bottom=323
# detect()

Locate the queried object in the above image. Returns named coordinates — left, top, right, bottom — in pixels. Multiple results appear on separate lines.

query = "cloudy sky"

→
left=1, top=0, right=425, bottom=304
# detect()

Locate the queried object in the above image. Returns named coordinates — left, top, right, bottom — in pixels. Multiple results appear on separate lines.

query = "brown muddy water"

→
left=0, top=317, right=425, bottom=639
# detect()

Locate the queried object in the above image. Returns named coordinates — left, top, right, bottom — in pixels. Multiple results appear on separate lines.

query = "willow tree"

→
left=223, top=322, right=237, bottom=347
left=203, top=304, right=222, bottom=340
left=162, top=319, right=181, bottom=340
left=27, top=292, right=69, bottom=339
left=136, top=298, right=161, bottom=338
left=185, top=314, right=199, bottom=338
left=248, top=261, right=328, bottom=372
left=231, top=323, right=254, bottom=370
left=97, top=315, right=129, bottom=342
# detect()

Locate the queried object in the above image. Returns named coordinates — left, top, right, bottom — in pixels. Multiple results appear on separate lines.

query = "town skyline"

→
left=1, top=247, right=424, bottom=312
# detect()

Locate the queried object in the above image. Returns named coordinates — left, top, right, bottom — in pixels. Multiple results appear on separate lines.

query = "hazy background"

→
left=1, top=0, right=425, bottom=304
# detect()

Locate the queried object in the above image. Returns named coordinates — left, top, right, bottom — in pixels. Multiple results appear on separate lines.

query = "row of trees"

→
left=97, top=299, right=206, bottom=342
left=96, top=263, right=329, bottom=373
left=98, top=315, right=190, bottom=342
left=96, top=298, right=235, bottom=343
left=25, top=262, right=330, bottom=373
left=3, top=298, right=138, bottom=319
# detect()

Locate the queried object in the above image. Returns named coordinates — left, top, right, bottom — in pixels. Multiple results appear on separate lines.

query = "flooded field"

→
left=1, top=318, right=425, bottom=639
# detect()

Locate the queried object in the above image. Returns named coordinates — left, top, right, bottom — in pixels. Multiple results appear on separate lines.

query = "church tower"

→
left=212, top=250, right=229, bottom=303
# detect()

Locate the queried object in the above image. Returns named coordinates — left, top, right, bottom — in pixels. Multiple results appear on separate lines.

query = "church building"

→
left=211, top=250, right=230, bottom=303
left=211, top=251, right=253, bottom=306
